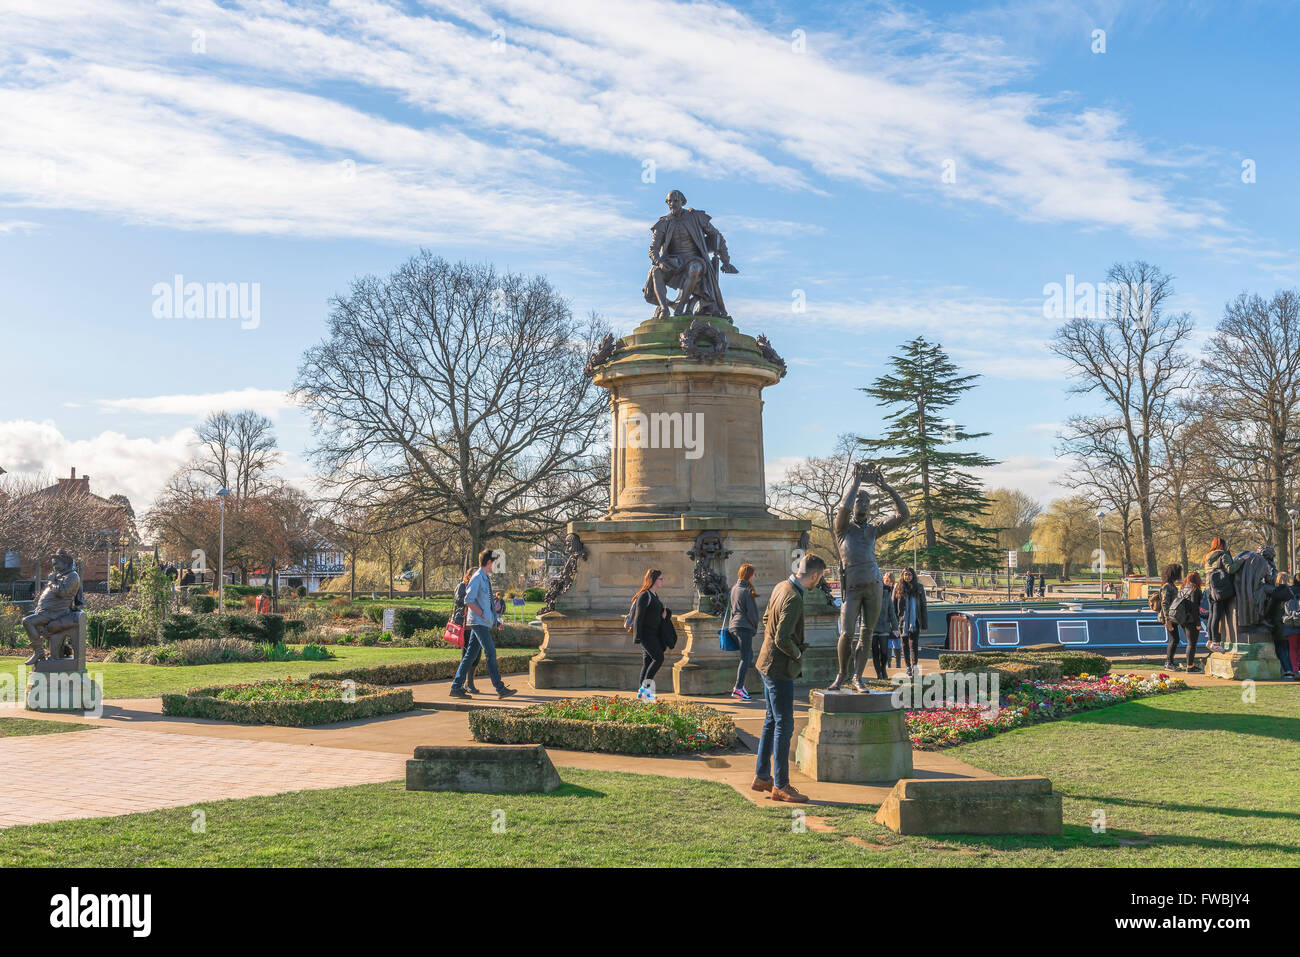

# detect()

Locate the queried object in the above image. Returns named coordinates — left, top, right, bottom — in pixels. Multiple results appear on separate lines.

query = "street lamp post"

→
left=1289, top=508, right=1297, bottom=577
left=217, top=488, right=229, bottom=613
left=1096, top=508, right=1107, bottom=599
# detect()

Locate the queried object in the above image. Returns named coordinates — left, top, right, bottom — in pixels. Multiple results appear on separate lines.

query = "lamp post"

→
left=217, top=488, right=229, bottom=613
left=1289, top=508, right=1297, bottom=577
left=1095, top=508, right=1107, bottom=598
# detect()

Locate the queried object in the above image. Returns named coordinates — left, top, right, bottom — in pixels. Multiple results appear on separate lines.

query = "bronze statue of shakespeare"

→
left=643, top=190, right=738, bottom=318
left=23, top=548, right=85, bottom=665
left=828, top=463, right=909, bottom=691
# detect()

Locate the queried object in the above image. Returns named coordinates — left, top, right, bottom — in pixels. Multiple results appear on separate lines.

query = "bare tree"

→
left=1058, top=417, right=1141, bottom=574
left=1051, top=261, right=1195, bottom=575
left=0, top=474, right=115, bottom=583
left=294, top=253, right=611, bottom=559
left=767, top=434, right=857, bottom=554
left=192, top=410, right=280, bottom=502
left=1191, top=289, right=1300, bottom=568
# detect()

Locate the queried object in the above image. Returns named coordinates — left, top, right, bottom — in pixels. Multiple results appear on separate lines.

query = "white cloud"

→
left=0, top=0, right=1232, bottom=246
left=92, top=389, right=298, bottom=417
left=0, top=420, right=194, bottom=510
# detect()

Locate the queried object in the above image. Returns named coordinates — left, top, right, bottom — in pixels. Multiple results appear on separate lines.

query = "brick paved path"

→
left=0, top=728, right=405, bottom=828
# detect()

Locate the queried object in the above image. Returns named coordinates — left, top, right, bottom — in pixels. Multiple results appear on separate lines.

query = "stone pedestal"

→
left=406, top=745, right=562, bottom=794
left=874, top=776, right=1063, bottom=835
left=1205, top=629, right=1283, bottom=680
left=531, top=314, right=810, bottom=694
left=25, top=613, right=98, bottom=713
left=795, top=690, right=913, bottom=783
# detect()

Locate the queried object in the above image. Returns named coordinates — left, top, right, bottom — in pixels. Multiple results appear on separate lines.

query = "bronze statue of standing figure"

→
left=643, top=190, right=738, bottom=318
left=828, top=463, right=909, bottom=691
left=22, top=549, right=85, bottom=665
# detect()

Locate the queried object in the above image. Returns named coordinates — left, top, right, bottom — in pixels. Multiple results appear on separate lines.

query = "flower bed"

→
left=469, top=695, right=737, bottom=754
left=161, top=677, right=413, bottom=726
left=906, top=672, right=1188, bottom=750
left=309, top=653, right=533, bottom=686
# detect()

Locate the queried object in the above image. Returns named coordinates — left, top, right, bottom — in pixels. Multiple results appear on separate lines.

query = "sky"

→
left=1, top=0, right=1297, bottom=514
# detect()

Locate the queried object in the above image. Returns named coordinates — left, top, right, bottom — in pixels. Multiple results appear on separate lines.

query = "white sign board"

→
left=1007, top=550, right=1018, bottom=569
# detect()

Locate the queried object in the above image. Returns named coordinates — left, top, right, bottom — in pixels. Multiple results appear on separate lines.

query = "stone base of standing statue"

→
left=795, top=690, right=913, bottom=783
left=1205, top=630, right=1282, bottom=681
left=26, top=668, right=101, bottom=713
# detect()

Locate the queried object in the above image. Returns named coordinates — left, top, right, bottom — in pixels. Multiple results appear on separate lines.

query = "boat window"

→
left=1057, top=620, right=1089, bottom=645
left=986, top=621, right=1019, bottom=646
left=1136, top=621, right=1167, bottom=644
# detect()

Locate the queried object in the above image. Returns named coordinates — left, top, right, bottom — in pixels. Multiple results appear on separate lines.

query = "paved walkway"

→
left=0, top=727, right=405, bottom=828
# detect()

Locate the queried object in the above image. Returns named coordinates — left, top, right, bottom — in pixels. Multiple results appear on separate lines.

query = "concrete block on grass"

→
left=874, top=776, right=1062, bottom=835
left=406, top=744, right=562, bottom=794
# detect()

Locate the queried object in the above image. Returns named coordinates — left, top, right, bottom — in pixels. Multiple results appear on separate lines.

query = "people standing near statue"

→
left=1202, top=538, right=1239, bottom=653
left=1280, top=575, right=1300, bottom=680
left=727, top=564, right=760, bottom=702
left=753, top=554, right=826, bottom=804
left=631, top=569, right=669, bottom=701
left=871, top=572, right=898, bottom=679
left=1157, top=563, right=1184, bottom=668
left=449, top=550, right=516, bottom=700
left=893, top=567, right=928, bottom=677
left=827, top=462, right=909, bottom=691
left=1167, top=572, right=1205, bottom=673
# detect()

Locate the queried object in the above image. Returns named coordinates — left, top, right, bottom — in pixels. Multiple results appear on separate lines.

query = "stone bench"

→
left=405, top=744, right=562, bottom=794
left=874, top=776, right=1062, bottom=835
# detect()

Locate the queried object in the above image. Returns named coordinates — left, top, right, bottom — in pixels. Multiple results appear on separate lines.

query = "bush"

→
left=938, top=649, right=1111, bottom=678
left=158, top=612, right=286, bottom=645
left=391, top=606, right=448, bottom=638
left=523, top=586, right=545, bottom=602
left=189, top=594, right=217, bottom=614
left=468, top=697, right=737, bottom=754
left=108, top=637, right=266, bottom=666
left=284, top=619, right=307, bottom=638
left=365, top=605, right=385, bottom=624
left=162, top=679, right=413, bottom=726
left=496, top=623, right=544, bottom=648
left=311, top=654, right=533, bottom=685
left=87, top=609, right=139, bottom=648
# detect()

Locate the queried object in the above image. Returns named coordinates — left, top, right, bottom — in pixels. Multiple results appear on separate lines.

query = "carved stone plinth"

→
left=1205, top=629, right=1283, bottom=680
left=795, top=690, right=913, bottom=783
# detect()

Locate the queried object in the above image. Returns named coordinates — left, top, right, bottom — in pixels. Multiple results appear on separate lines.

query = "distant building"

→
left=247, top=530, right=346, bottom=592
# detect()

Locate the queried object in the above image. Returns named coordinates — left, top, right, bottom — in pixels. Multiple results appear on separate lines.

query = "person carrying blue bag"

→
left=723, top=563, right=761, bottom=701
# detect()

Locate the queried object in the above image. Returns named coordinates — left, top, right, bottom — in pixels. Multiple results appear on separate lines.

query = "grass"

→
left=0, top=717, right=92, bottom=737
left=0, top=646, right=474, bottom=699
left=0, top=684, right=1294, bottom=866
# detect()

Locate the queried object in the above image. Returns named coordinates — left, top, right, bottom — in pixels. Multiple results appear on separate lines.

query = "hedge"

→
left=160, top=612, right=286, bottom=644
left=87, top=611, right=136, bottom=648
left=937, top=649, right=1111, bottom=678
left=391, top=606, right=449, bottom=637
left=468, top=700, right=737, bottom=755
left=310, top=653, right=533, bottom=686
left=161, top=680, right=413, bottom=726
left=523, top=586, right=545, bottom=602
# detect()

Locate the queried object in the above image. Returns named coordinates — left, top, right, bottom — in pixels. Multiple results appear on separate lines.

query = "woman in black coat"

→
left=632, top=568, right=669, bottom=701
left=892, top=567, right=928, bottom=678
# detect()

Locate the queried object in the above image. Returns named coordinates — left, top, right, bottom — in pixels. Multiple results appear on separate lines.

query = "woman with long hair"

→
left=1202, top=538, right=1239, bottom=652
left=873, top=572, right=899, bottom=678
left=727, top=563, right=761, bottom=701
left=631, top=568, right=669, bottom=701
left=1177, top=571, right=1205, bottom=673
left=1159, top=563, right=1184, bottom=668
left=892, top=567, right=928, bottom=678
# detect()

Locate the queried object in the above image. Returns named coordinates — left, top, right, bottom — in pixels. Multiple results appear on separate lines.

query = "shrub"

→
left=87, top=609, right=139, bottom=648
left=469, top=697, right=737, bottom=754
left=523, top=586, right=545, bottom=602
left=311, top=653, right=533, bottom=685
left=162, top=679, right=413, bottom=726
left=108, top=637, right=266, bottom=666
left=284, top=619, right=307, bottom=638
left=188, top=594, right=217, bottom=614
left=365, top=605, right=385, bottom=624
left=937, top=649, right=1111, bottom=678
left=391, top=606, right=448, bottom=638
left=496, top=623, right=544, bottom=648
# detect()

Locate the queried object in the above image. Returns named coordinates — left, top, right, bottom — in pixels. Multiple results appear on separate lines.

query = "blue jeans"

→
left=755, top=673, right=795, bottom=790
left=732, top=627, right=755, bottom=689
left=452, top=625, right=504, bottom=692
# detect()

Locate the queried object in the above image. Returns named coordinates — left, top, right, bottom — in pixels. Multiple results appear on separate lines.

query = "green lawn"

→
left=0, top=685, right=1294, bottom=866
left=0, top=646, right=473, bottom=699
left=0, top=717, right=93, bottom=737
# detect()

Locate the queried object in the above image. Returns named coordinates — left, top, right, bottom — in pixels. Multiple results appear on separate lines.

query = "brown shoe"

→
left=751, top=776, right=774, bottom=793
left=771, top=785, right=809, bottom=803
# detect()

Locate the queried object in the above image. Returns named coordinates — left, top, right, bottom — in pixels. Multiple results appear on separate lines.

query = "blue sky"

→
left=1, top=0, right=1296, bottom=511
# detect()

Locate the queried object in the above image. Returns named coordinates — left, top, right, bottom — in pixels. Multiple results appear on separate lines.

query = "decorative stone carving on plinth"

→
left=795, top=690, right=913, bottom=783
left=22, top=549, right=100, bottom=712
left=542, top=534, right=588, bottom=613
left=1205, top=548, right=1284, bottom=680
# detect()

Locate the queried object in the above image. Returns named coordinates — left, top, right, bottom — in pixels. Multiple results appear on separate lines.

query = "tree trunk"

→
left=349, top=551, right=356, bottom=601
